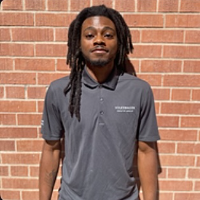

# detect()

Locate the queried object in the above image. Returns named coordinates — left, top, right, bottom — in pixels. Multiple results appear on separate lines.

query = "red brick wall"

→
left=0, top=0, right=200, bottom=199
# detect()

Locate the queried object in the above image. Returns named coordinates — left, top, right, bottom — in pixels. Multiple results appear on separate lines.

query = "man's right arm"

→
left=39, top=139, right=61, bottom=200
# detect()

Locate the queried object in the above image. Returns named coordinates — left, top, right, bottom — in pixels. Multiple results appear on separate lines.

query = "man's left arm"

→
left=138, top=141, right=158, bottom=200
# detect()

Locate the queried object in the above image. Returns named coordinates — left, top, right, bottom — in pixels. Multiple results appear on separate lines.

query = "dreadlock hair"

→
left=64, top=4, right=135, bottom=121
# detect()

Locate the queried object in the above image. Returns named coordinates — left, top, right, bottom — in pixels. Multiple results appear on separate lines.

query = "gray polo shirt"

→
left=41, top=67, right=160, bottom=200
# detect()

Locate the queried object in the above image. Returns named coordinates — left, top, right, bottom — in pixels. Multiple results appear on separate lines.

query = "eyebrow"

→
left=83, top=26, right=116, bottom=32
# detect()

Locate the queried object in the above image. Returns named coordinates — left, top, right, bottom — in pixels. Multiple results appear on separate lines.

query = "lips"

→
left=90, top=46, right=109, bottom=53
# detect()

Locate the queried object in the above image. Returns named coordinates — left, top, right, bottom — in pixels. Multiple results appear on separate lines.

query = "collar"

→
left=82, top=67, right=119, bottom=90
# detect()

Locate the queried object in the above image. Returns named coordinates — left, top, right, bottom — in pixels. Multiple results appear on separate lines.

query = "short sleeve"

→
left=41, top=84, right=64, bottom=140
left=137, top=85, right=160, bottom=141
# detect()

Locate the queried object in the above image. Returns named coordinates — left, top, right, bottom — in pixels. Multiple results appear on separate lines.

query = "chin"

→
left=87, top=59, right=111, bottom=67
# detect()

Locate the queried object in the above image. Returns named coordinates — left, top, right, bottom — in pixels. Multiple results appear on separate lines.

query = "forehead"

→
left=81, top=16, right=116, bottom=30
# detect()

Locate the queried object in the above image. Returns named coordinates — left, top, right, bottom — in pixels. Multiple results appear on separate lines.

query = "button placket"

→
left=98, top=85, right=105, bottom=126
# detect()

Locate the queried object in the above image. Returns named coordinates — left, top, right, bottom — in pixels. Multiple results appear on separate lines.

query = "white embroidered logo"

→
left=115, top=106, right=135, bottom=113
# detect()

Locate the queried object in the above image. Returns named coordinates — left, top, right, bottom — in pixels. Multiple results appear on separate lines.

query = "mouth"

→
left=91, top=46, right=109, bottom=53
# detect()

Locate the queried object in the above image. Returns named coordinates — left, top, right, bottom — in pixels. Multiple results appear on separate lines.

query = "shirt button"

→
left=100, top=111, right=104, bottom=115
left=100, top=97, right=103, bottom=102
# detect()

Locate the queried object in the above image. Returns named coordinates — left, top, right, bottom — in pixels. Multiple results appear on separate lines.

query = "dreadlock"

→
left=64, top=4, right=135, bottom=121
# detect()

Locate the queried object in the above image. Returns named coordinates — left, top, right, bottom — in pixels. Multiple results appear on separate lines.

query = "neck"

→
left=86, top=62, right=115, bottom=83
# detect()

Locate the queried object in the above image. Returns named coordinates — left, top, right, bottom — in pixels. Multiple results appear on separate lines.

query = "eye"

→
left=104, top=33, right=114, bottom=39
left=85, top=34, right=94, bottom=39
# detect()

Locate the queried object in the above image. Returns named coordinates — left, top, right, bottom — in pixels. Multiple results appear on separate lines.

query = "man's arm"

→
left=39, top=139, right=61, bottom=200
left=137, top=141, right=158, bottom=200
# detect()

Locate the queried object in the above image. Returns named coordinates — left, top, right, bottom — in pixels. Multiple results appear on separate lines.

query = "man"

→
left=39, top=5, right=160, bottom=200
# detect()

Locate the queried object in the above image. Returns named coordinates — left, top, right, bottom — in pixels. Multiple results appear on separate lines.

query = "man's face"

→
left=80, top=16, right=118, bottom=67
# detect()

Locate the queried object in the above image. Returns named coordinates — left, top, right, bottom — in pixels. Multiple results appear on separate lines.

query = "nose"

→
left=94, top=35, right=105, bottom=46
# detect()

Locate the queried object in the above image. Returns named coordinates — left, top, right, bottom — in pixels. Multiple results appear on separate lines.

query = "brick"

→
left=22, top=191, right=39, bottom=200
left=163, top=75, right=200, bottom=87
left=55, top=28, right=68, bottom=42
left=1, top=153, right=40, bottom=164
left=142, top=30, right=184, bottom=43
left=159, top=180, right=193, bottom=191
left=123, top=14, right=163, bottom=27
left=132, top=45, right=162, bottom=58
left=130, top=30, right=140, bottom=43
left=57, top=59, right=71, bottom=71
left=171, top=89, right=191, bottom=101
left=152, top=88, right=170, bottom=100
left=0, top=87, right=4, bottom=98
left=157, top=116, right=179, bottom=127
left=181, top=117, right=200, bottom=128
left=185, top=30, right=200, bottom=43
left=0, top=190, right=20, bottom=200
left=18, top=114, right=42, bottom=125
left=11, top=166, right=28, bottom=176
left=35, top=13, right=76, bottom=27
left=27, top=86, right=47, bottom=99
left=188, top=169, right=200, bottom=179
left=141, top=60, right=182, bottom=72
left=38, top=100, right=45, bottom=113
left=168, top=168, right=186, bottom=178
left=0, top=114, right=16, bottom=125
left=0, top=140, right=15, bottom=151
left=184, top=61, right=200, bottom=73
left=137, top=0, right=157, bottom=12
left=0, top=13, right=34, bottom=26
left=30, top=166, right=39, bottom=177
left=1, top=0, right=23, bottom=10
left=0, top=73, right=36, bottom=84
left=163, top=45, right=200, bottom=58
left=161, top=102, right=200, bottom=115
left=0, top=166, right=9, bottom=176
left=195, top=181, right=200, bottom=191
left=38, top=73, right=68, bottom=85
left=48, top=0, right=68, bottom=11
left=138, top=74, right=162, bottom=86
left=158, top=193, right=173, bottom=200
left=175, top=193, right=200, bottom=200
left=12, top=28, right=54, bottom=41
left=197, top=157, right=200, bottom=166
left=157, top=142, right=176, bottom=153
left=166, top=15, right=200, bottom=28
left=93, top=0, right=113, bottom=8
left=177, top=143, right=200, bottom=154
left=0, top=58, right=13, bottom=70
left=6, top=86, right=25, bottom=99
left=0, top=43, right=34, bottom=56
left=17, top=140, right=43, bottom=152
left=158, top=0, right=179, bottom=12
left=158, top=167, right=167, bottom=178
left=155, top=102, right=160, bottom=114
left=15, top=58, right=55, bottom=71
left=2, top=178, right=38, bottom=189
left=115, top=0, right=135, bottom=12
left=0, top=127, right=37, bottom=138
left=192, top=90, right=200, bottom=101
left=0, top=101, right=36, bottom=112
left=0, top=28, right=11, bottom=41
left=128, top=60, right=139, bottom=74
left=160, top=154, right=195, bottom=166
left=25, top=0, right=45, bottom=10
left=159, top=129, right=197, bottom=141
left=36, top=44, right=67, bottom=57
left=180, top=0, right=200, bottom=12
left=70, top=0, right=90, bottom=11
